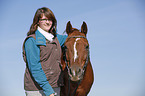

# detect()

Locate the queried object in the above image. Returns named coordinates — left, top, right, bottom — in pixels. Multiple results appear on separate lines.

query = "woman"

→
left=22, top=7, right=67, bottom=96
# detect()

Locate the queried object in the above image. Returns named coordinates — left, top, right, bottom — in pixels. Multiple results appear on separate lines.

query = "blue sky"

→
left=0, top=0, right=145, bottom=96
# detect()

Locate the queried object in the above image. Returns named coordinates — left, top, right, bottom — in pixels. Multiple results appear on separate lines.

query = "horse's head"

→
left=63, top=21, right=89, bottom=81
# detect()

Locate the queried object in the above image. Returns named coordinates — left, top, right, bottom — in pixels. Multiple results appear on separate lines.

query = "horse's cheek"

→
left=76, top=88, right=87, bottom=96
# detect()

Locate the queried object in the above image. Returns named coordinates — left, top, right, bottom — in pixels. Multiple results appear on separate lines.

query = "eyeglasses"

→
left=39, top=19, right=51, bottom=22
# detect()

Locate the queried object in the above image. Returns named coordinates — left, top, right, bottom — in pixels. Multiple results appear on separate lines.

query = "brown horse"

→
left=60, top=21, right=94, bottom=96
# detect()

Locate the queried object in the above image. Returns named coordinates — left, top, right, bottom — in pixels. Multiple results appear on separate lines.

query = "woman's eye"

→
left=40, top=19, right=49, bottom=22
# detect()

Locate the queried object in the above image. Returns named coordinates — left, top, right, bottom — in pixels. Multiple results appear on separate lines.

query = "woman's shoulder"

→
left=57, top=34, right=67, bottom=39
left=24, top=36, right=36, bottom=46
left=24, top=34, right=36, bottom=42
left=56, top=34, right=68, bottom=46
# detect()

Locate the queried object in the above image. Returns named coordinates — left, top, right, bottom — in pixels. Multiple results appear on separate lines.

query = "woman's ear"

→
left=81, top=21, right=88, bottom=36
left=37, top=22, right=39, bottom=25
left=66, top=21, right=72, bottom=35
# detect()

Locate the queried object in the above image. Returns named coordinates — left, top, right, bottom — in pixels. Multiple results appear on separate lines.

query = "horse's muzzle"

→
left=68, top=65, right=84, bottom=81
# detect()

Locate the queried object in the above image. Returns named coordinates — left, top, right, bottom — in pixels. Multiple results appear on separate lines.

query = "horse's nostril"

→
left=69, top=68, right=76, bottom=76
left=69, top=69, right=72, bottom=75
left=78, top=68, right=81, bottom=73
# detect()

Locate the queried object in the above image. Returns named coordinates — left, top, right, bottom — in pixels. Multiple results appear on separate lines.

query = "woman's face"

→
left=38, top=14, right=53, bottom=32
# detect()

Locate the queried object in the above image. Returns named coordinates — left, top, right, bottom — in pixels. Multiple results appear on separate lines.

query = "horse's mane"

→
left=72, top=28, right=79, bottom=31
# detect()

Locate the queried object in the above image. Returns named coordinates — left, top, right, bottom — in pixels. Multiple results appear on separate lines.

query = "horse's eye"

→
left=86, top=45, right=89, bottom=49
left=64, top=46, right=68, bottom=50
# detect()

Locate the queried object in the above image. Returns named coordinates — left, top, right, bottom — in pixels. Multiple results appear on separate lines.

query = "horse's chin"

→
left=70, top=76, right=83, bottom=82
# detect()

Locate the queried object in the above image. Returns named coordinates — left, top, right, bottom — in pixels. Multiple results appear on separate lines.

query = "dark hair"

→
left=27, top=7, right=57, bottom=37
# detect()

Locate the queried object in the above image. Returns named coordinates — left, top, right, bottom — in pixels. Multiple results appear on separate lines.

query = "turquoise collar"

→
left=35, top=30, right=46, bottom=46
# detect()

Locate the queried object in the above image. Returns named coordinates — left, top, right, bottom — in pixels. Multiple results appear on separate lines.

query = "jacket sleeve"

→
left=57, top=34, right=68, bottom=46
left=24, top=37, right=55, bottom=96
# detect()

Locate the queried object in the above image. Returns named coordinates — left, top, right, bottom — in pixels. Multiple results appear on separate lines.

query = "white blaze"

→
left=74, top=38, right=80, bottom=62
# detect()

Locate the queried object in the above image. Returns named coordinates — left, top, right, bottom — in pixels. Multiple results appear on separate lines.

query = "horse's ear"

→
left=81, top=21, right=88, bottom=35
left=66, top=21, right=72, bottom=35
